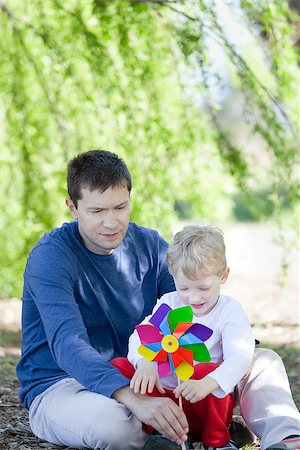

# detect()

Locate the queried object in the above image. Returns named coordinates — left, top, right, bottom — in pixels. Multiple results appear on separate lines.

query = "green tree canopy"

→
left=0, top=0, right=299, bottom=297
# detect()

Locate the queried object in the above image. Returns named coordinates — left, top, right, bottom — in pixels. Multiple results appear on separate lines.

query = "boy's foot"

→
left=265, top=435, right=300, bottom=449
left=229, top=415, right=256, bottom=447
left=142, top=435, right=190, bottom=449
left=204, top=440, right=238, bottom=450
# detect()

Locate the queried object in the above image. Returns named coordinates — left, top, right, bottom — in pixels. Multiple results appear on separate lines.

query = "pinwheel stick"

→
left=177, top=378, right=185, bottom=450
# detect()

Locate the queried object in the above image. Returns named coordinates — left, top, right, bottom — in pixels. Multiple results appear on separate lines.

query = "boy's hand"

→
left=130, top=359, right=166, bottom=395
left=173, top=376, right=218, bottom=403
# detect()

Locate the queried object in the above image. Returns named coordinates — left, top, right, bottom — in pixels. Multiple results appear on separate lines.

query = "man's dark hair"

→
left=67, top=149, right=132, bottom=206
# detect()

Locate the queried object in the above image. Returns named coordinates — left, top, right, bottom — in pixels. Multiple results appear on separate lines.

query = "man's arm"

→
left=113, top=385, right=189, bottom=445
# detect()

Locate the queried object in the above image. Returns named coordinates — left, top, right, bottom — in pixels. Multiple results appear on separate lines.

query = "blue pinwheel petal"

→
left=143, top=342, right=162, bottom=352
left=178, top=332, right=203, bottom=346
left=168, top=353, right=175, bottom=373
left=159, top=316, right=171, bottom=335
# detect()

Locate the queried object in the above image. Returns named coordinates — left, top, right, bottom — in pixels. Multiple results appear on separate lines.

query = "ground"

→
left=0, top=223, right=299, bottom=449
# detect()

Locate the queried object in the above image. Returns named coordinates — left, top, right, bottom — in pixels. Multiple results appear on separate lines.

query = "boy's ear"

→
left=66, top=198, right=78, bottom=219
left=220, top=266, right=230, bottom=284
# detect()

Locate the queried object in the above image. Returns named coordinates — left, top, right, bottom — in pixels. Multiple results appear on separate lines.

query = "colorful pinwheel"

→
left=136, top=303, right=213, bottom=381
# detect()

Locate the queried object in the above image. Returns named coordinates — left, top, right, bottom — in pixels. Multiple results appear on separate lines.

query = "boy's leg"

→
left=237, top=348, right=300, bottom=450
left=182, top=363, right=235, bottom=447
left=29, top=377, right=147, bottom=450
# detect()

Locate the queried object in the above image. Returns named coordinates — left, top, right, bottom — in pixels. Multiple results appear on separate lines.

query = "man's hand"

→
left=113, top=386, right=189, bottom=446
left=173, top=376, right=219, bottom=403
left=130, top=359, right=165, bottom=394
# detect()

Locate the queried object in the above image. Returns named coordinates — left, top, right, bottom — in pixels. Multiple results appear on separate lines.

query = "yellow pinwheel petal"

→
left=175, top=360, right=194, bottom=381
left=138, top=344, right=157, bottom=361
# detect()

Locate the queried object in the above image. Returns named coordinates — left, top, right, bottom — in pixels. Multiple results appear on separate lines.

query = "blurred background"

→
left=0, top=0, right=299, bottom=340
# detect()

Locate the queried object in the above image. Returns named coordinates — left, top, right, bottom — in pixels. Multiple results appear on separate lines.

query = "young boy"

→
left=112, top=225, right=255, bottom=450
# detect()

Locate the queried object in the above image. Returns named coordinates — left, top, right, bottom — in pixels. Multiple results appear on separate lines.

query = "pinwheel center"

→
left=161, top=334, right=179, bottom=353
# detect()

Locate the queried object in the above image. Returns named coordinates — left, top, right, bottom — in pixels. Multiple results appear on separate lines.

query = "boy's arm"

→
left=130, top=359, right=165, bottom=394
left=207, top=301, right=255, bottom=397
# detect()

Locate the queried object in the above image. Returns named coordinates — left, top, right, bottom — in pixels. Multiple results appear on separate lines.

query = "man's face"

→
left=66, top=186, right=130, bottom=255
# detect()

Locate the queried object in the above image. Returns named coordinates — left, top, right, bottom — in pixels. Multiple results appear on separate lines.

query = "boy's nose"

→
left=189, top=290, right=201, bottom=303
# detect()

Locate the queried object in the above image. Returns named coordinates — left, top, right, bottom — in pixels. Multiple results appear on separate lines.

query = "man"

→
left=17, top=150, right=300, bottom=450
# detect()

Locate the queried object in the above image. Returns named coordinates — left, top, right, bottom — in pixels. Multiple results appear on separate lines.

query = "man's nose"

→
left=102, top=210, right=118, bottom=228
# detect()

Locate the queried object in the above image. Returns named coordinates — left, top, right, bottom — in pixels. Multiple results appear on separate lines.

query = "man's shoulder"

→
left=30, top=221, right=78, bottom=259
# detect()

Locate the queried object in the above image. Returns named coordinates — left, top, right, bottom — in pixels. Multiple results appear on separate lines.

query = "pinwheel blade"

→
left=136, top=324, right=163, bottom=344
left=159, top=316, right=171, bottom=335
left=138, top=345, right=157, bottom=361
left=178, top=332, right=203, bottom=346
left=175, top=360, right=195, bottom=381
left=173, top=322, right=193, bottom=339
left=168, top=305, right=193, bottom=333
left=182, top=343, right=211, bottom=362
left=188, top=323, right=213, bottom=342
left=149, top=303, right=171, bottom=328
left=143, top=342, right=162, bottom=352
left=158, top=359, right=171, bottom=377
left=176, top=346, right=194, bottom=366
left=153, top=348, right=168, bottom=362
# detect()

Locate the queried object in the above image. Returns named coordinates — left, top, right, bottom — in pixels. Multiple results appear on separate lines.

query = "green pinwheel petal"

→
left=167, top=305, right=193, bottom=333
left=181, top=343, right=211, bottom=362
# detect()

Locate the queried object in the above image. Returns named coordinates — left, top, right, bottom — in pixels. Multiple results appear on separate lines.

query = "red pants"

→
left=111, top=358, right=234, bottom=447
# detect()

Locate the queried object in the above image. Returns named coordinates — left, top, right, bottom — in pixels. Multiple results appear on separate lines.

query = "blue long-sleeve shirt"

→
left=16, top=221, right=175, bottom=410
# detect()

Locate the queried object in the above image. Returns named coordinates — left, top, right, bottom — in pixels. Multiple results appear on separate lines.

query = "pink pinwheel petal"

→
left=158, top=360, right=171, bottom=377
left=136, top=324, right=163, bottom=344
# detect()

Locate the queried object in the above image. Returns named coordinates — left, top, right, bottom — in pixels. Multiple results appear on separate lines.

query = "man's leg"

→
left=237, top=348, right=300, bottom=450
left=29, top=378, right=147, bottom=450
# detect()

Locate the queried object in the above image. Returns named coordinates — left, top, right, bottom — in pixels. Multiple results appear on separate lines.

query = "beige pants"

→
left=29, top=378, right=147, bottom=449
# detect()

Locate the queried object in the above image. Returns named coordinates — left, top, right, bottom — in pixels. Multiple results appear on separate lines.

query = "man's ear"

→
left=220, top=266, right=230, bottom=284
left=65, top=198, right=78, bottom=219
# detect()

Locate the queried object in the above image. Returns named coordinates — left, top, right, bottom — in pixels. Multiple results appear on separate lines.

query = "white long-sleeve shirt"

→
left=127, top=292, right=255, bottom=398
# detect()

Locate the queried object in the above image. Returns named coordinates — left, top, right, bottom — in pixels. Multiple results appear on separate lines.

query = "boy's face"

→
left=174, top=268, right=229, bottom=317
left=66, top=186, right=130, bottom=255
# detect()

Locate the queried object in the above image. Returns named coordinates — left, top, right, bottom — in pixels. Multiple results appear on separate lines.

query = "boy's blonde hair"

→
left=167, top=225, right=227, bottom=279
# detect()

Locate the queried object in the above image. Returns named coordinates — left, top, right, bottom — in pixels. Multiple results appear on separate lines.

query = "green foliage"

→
left=0, top=0, right=298, bottom=297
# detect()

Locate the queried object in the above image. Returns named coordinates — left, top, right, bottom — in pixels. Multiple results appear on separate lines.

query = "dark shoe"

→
left=204, top=440, right=239, bottom=450
left=265, top=436, right=300, bottom=449
left=143, top=435, right=189, bottom=449
left=229, top=415, right=256, bottom=448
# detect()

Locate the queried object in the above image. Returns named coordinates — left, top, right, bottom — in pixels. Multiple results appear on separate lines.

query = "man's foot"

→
left=229, top=415, right=256, bottom=447
left=142, top=435, right=190, bottom=449
left=204, top=440, right=238, bottom=450
left=265, top=435, right=300, bottom=449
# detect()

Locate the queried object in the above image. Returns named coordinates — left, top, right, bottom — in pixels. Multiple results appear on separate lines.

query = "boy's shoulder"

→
left=217, top=294, right=248, bottom=317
